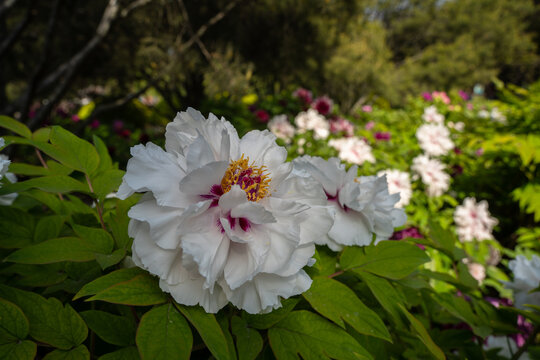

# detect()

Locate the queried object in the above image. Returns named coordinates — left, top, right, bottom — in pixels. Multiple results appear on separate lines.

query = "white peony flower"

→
left=506, top=255, right=540, bottom=309
left=0, top=139, right=17, bottom=206
left=416, top=123, right=454, bottom=157
left=268, top=115, right=295, bottom=143
left=294, top=109, right=330, bottom=140
left=477, top=109, right=490, bottom=118
left=118, top=108, right=333, bottom=314
left=328, top=137, right=375, bottom=165
left=421, top=106, right=444, bottom=124
left=484, top=336, right=528, bottom=360
left=490, top=107, right=507, bottom=124
left=293, top=156, right=406, bottom=251
left=377, top=169, right=412, bottom=208
left=454, top=197, right=498, bottom=242
left=411, top=155, right=450, bottom=197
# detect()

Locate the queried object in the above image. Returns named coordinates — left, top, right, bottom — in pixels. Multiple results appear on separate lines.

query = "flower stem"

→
left=35, top=148, right=64, bottom=201
left=328, top=270, right=344, bottom=278
left=85, top=174, right=107, bottom=231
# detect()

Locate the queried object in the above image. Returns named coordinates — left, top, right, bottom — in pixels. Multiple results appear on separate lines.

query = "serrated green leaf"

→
left=0, top=298, right=29, bottom=341
left=341, top=241, right=429, bottom=279
left=0, top=116, right=32, bottom=138
left=398, top=305, right=445, bottom=360
left=242, top=298, right=299, bottom=330
left=176, top=303, right=232, bottom=360
left=136, top=304, right=192, bottom=360
left=98, top=346, right=140, bottom=360
left=0, top=175, right=89, bottom=196
left=5, top=236, right=112, bottom=264
left=74, top=268, right=145, bottom=300
left=80, top=310, right=135, bottom=346
left=231, top=316, right=263, bottom=360
left=268, top=310, right=373, bottom=360
left=87, top=273, right=167, bottom=306
left=43, top=345, right=90, bottom=360
left=303, top=277, right=391, bottom=342
left=0, top=340, right=36, bottom=360
left=0, top=285, right=87, bottom=349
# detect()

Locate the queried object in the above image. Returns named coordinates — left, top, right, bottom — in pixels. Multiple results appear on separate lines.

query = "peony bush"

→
left=0, top=80, right=538, bottom=359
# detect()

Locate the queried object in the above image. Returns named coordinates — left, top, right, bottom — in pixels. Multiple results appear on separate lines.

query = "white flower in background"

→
left=294, top=109, right=330, bottom=140
left=490, top=107, right=507, bottom=124
left=477, top=109, right=490, bottom=118
left=421, top=106, right=444, bottom=124
left=377, top=169, right=412, bottom=208
left=454, top=197, right=498, bottom=242
left=416, top=123, right=454, bottom=156
left=447, top=121, right=465, bottom=132
left=268, top=115, right=295, bottom=143
left=463, top=259, right=486, bottom=284
left=293, top=156, right=406, bottom=251
left=0, top=138, right=17, bottom=206
left=328, top=137, right=375, bottom=165
left=484, top=336, right=528, bottom=360
left=118, top=108, right=333, bottom=314
left=506, top=255, right=540, bottom=309
left=411, top=155, right=450, bottom=197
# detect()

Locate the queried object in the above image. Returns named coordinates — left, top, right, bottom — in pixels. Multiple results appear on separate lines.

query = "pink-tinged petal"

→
left=179, top=161, right=228, bottom=199
left=117, top=143, right=187, bottom=208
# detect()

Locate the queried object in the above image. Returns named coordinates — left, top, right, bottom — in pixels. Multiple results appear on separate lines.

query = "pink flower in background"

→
left=390, top=227, right=424, bottom=250
left=374, top=132, right=391, bottom=141
left=454, top=197, right=498, bottom=242
left=432, top=91, right=451, bottom=104
left=365, top=121, right=375, bottom=130
left=268, top=115, right=295, bottom=143
left=294, top=109, right=330, bottom=140
left=422, top=92, right=433, bottom=101
left=89, top=119, right=100, bottom=129
left=71, top=115, right=81, bottom=123
left=113, top=120, right=124, bottom=132
left=416, top=123, right=454, bottom=156
left=328, top=137, right=375, bottom=165
left=458, top=90, right=470, bottom=101
left=293, top=88, right=313, bottom=105
left=120, top=129, right=131, bottom=138
left=475, top=148, right=484, bottom=156
left=377, top=169, right=412, bottom=207
left=255, top=109, right=270, bottom=123
left=329, top=117, right=354, bottom=136
left=312, top=95, right=333, bottom=115
left=467, top=103, right=473, bottom=110
left=361, top=105, right=372, bottom=113
left=411, top=155, right=450, bottom=197
left=422, top=106, right=445, bottom=124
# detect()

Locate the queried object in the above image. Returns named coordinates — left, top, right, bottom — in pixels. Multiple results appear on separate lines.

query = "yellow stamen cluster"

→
left=221, top=154, right=271, bottom=201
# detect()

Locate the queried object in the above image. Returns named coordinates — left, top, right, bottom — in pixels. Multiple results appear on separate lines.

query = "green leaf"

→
left=95, top=249, right=126, bottom=270
left=0, top=285, right=87, bottom=349
left=72, top=224, right=114, bottom=253
left=74, top=268, right=145, bottom=300
left=356, top=272, right=406, bottom=326
left=0, top=116, right=32, bottom=138
left=34, top=215, right=66, bottom=243
left=7, top=163, right=49, bottom=176
left=92, top=169, right=124, bottom=200
left=0, top=264, right=67, bottom=288
left=243, top=298, right=299, bottom=330
left=42, top=345, right=90, bottom=360
left=398, top=305, right=445, bottom=360
left=217, top=315, right=237, bottom=360
left=98, top=346, right=140, bottom=360
left=303, top=277, right=391, bottom=342
left=0, top=175, right=89, bottom=196
left=93, top=136, right=113, bottom=173
left=106, top=197, right=139, bottom=249
left=0, top=207, right=35, bottom=249
left=34, top=126, right=99, bottom=175
left=0, top=298, right=29, bottom=341
left=176, top=303, right=232, bottom=360
left=340, top=241, right=430, bottom=279
left=5, top=236, right=112, bottom=264
left=231, top=316, right=263, bottom=360
left=80, top=310, right=135, bottom=346
left=0, top=340, right=36, bottom=360
left=268, top=310, right=373, bottom=360
left=136, top=304, right=192, bottom=360
left=32, top=127, right=50, bottom=142
left=87, top=273, right=168, bottom=306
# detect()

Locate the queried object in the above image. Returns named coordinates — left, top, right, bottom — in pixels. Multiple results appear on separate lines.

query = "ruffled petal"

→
left=161, top=278, right=228, bottom=313
left=328, top=204, right=373, bottom=246
left=224, top=232, right=270, bottom=289
left=179, top=161, right=228, bottom=199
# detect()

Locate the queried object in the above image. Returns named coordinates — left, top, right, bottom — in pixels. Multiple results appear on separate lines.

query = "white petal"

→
left=179, top=161, right=228, bottom=198
left=328, top=205, right=373, bottom=246
left=186, top=133, right=217, bottom=171
left=117, top=143, right=187, bottom=208
left=224, top=234, right=270, bottom=289
left=162, top=278, right=228, bottom=313
left=261, top=221, right=301, bottom=274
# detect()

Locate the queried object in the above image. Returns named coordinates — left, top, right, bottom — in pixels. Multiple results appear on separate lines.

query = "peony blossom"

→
left=411, top=155, right=450, bottom=197
left=505, top=255, right=540, bottom=309
left=365, top=121, right=375, bottom=130
left=328, top=137, right=375, bottom=165
left=484, top=336, right=528, bottom=360
left=421, top=106, right=444, bottom=124
left=490, top=108, right=507, bottom=124
left=0, top=138, right=17, bottom=205
left=329, top=117, right=354, bottom=137
left=294, top=109, right=330, bottom=140
left=361, top=105, right=373, bottom=113
left=118, top=108, right=333, bottom=314
left=454, top=197, right=498, bottom=242
left=377, top=169, right=412, bottom=207
left=312, top=95, right=333, bottom=115
left=432, top=91, right=451, bottom=104
left=464, top=259, right=486, bottom=283
left=267, top=115, right=295, bottom=143
left=292, top=88, right=313, bottom=105
left=293, top=156, right=406, bottom=251
left=374, top=132, right=391, bottom=141
left=416, top=123, right=454, bottom=157
left=254, top=109, right=270, bottom=123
